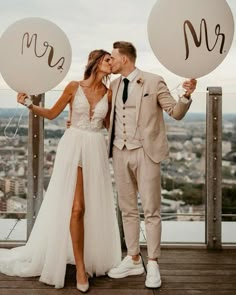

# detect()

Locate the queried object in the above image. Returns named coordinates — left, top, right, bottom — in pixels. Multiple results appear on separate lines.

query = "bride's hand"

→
left=17, top=93, right=28, bottom=105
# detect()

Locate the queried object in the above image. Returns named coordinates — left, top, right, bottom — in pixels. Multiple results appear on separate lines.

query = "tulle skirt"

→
left=0, top=126, right=121, bottom=288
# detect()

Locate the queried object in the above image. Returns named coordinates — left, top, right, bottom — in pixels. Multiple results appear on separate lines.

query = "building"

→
left=0, top=190, right=7, bottom=212
left=9, top=178, right=26, bottom=195
left=7, top=196, right=27, bottom=213
left=0, top=177, right=11, bottom=193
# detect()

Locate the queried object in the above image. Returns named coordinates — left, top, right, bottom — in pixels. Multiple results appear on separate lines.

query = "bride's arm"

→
left=17, top=81, right=79, bottom=120
left=103, top=89, right=112, bottom=129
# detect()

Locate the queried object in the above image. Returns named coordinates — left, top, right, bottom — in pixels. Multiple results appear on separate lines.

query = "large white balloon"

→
left=0, top=17, right=72, bottom=95
left=148, top=0, right=234, bottom=78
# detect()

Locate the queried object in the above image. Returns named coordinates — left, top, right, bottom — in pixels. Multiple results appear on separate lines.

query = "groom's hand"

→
left=182, top=79, right=197, bottom=97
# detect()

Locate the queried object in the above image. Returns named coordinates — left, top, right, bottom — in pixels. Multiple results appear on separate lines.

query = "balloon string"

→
left=170, top=82, right=182, bottom=93
left=4, top=105, right=28, bottom=140
left=170, top=82, right=186, bottom=97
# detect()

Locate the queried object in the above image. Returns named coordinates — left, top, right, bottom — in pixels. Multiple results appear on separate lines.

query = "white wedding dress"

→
left=0, top=86, right=121, bottom=288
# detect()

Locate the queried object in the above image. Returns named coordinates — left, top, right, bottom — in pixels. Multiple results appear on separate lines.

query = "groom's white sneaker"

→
left=145, top=261, right=162, bottom=288
left=108, top=255, right=144, bottom=278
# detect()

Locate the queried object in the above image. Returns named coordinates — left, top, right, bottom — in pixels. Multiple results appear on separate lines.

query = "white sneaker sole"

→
left=108, top=267, right=145, bottom=279
left=145, top=279, right=162, bottom=288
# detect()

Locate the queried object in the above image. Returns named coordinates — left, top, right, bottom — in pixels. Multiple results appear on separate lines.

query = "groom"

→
left=107, top=41, right=196, bottom=288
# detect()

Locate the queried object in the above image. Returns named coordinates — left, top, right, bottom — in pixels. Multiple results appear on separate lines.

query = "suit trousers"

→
left=112, top=146, right=162, bottom=258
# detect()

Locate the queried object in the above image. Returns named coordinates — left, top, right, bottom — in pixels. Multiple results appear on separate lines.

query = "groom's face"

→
left=110, top=49, right=124, bottom=74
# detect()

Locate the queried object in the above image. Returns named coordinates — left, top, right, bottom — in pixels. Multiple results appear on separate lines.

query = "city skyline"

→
left=0, top=0, right=236, bottom=112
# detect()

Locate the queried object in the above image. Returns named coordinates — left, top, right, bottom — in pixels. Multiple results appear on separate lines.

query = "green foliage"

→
left=162, top=177, right=204, bottom=205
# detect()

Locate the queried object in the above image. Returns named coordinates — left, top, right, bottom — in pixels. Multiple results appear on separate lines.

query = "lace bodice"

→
left=70, top=86, right=108, bottom=131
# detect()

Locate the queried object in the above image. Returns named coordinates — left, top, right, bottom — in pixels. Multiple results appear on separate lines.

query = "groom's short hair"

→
left=113, top=41, right=137, bottom=62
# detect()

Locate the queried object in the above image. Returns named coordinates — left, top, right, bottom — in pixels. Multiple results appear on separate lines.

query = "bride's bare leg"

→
left=70, top=167, right=87, bottom=284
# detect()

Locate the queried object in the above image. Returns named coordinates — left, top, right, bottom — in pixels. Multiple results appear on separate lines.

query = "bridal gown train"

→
left=0, top=86, right=121, bottom=288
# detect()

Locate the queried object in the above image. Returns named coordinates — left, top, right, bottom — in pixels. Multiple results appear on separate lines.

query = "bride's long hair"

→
left=84, top=49, right=110, bottom=85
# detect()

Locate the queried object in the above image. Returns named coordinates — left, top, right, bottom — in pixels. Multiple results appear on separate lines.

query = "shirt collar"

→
left=122, top=68, right=139, bottom=83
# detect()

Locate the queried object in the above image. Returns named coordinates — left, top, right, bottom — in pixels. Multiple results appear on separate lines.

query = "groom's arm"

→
left=155, top=76, right=194, bottom=120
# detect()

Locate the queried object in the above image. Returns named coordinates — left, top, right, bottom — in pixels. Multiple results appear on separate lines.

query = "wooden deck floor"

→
left=1, top=247, right=236, bottom=295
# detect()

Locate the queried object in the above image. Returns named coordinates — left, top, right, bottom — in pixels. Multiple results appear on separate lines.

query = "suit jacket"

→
left=108, top=69, right=192, bottom=163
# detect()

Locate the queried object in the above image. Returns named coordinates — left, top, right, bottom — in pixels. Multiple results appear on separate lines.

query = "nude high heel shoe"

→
left=76, top=280, right=89, bottom=293
left=76, top=273, right=89, bottom=293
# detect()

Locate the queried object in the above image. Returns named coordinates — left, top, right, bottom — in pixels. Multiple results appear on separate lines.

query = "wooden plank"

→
left=0, top=290, right=154, bottom=295
left=0, top=275, right=147, bottom=289
left=88, top=289, right=153, bottom=295
left=90, top=274, right=146, bottom=289
left=1, top=289, right=236, bottom=295
left=159, top=282, right=236, bottom=290
left=161, top=275, right=236, bottom=283
left=159, top=263, right=236, bottom=270
left=153, top=290, right=236, bottom=295
left=160, top=269, right=236, bottom=276
left=158, top=249, right=236, bottom=256
left=160, top=253, right=231, bottom=260
left=159, top=256, right=236, bottom=266
left=2, top=276, right=236, bottom=290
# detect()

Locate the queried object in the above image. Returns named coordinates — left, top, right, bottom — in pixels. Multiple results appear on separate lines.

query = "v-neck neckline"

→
left=80, top=86, right=107, bottom=121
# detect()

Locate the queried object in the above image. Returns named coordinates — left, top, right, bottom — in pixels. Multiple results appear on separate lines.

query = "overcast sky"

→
left=0, top=0, right=236, bottom=112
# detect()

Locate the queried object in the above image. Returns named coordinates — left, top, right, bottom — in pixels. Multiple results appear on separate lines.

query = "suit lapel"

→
left=109, top=77, right=121, bottom=146
left=111, top=77, right=121, bottom=111
left=134, top=71, right=145, bottom=122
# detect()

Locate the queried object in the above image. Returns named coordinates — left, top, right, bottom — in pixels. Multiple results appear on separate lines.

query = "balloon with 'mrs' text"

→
left=0, top=17, right=72, bottom=95
left=147, top=0, right=234, bottom=78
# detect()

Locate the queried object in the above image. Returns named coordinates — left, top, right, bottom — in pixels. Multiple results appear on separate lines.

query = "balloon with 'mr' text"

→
left=148, top=0, right=234, bottom=78
left=0, top=17, right=72, bottom=95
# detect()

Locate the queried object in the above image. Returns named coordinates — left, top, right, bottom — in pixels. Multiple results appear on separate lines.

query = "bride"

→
left=0, top=49, right=121, bottom=292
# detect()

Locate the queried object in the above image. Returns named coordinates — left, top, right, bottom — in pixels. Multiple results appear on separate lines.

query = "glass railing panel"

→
left=0, top=88, right=28, bottom=242
left=43, top=90, right=69, bottom=190
left=1, top=88, right=235, bottom=246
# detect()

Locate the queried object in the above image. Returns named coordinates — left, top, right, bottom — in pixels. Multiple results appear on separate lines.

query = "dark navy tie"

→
left=122, top=78, right=129, bottom=104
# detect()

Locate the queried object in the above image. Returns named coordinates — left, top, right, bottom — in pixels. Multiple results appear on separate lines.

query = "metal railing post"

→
left=27, top=94, right=45, bottom=239
left=206, top=87, right=222, bottom=249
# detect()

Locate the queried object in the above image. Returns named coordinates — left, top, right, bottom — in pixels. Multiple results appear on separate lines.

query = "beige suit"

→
left=108, top=69, right=191, bottom=258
